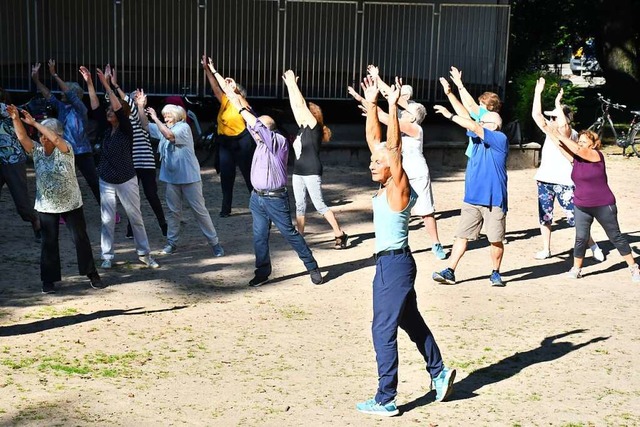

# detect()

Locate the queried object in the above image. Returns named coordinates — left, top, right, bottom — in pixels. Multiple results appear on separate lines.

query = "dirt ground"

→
left=1, top=146, right=639, bottom=427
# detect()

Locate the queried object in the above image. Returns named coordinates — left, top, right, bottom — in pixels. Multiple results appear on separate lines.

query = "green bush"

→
left=508, top=71, right=583, bottom=142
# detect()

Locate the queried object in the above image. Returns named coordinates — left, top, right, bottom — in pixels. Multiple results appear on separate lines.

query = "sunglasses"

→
left=547, top=116, right=557, bottom=121
left=479, top=120, right=496, bottom=125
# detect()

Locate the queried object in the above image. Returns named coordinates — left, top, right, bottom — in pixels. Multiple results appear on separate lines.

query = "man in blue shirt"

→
left=432, top=91, right=509, bottom=287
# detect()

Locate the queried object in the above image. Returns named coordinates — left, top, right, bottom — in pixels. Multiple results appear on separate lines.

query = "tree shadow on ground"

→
left=0, top=305, right=187, bottom=336
left=398, top=329, right=609, bottom=414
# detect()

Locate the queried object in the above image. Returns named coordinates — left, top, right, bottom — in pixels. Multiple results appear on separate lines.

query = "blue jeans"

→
left=372, top=252, right=443, bottom=404
left=250, top=190, right=318, bottom=278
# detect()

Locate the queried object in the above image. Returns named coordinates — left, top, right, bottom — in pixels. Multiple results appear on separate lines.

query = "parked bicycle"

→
left=587, top=93, right=640, bottom=157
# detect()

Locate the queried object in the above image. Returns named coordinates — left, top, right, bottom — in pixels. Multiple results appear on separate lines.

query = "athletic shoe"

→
left=567, top=266, right=582, bottom=279
left=591, top=246, right=605, bottom=262
left=534, top=249, right=551, bottom=260
left=432, top=366, right=456, bottom=402
left=630, top=263, right=640, bottom=283
left=41, top=282, right=56, bottom=294
left=101, top=259, right=112, bottom=269
left=248, top=275, right=269, bottom=287
left=432, top=268, right=456, bottom=285
left=334, top=232, right=349, bottom=249
left=139, top=255, right=160, bottom=269
left=212, top=243, right=225, bottom=257
left=309, top=268, right=323, bottom=285
left=161, top=244, right=176, bottom=255
left=490, top=271, right=506, bottom=287
left=355, top=398, right=399, bottom=417
left=432, top=243, right=447, bottom=260
left=87, top=271, right=107, bottom=289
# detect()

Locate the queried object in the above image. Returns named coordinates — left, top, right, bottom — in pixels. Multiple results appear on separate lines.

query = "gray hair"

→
left=40, top=118, right=64, bottom=137
left=66, top=82, right=84, bottom=100
left=400, top=85, right=413, bottom=99
left=405, top=102, right=427, bottom=125
left=161, top=104, right=187, bottom=122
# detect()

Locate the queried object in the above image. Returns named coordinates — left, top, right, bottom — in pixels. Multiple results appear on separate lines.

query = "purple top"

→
left=248, top=119, right=289, bottom=191
left=571, top=151, right=616, bottom=207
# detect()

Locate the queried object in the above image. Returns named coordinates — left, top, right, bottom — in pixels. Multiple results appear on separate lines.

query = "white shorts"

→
left=409, top=175, right=435, bottom=216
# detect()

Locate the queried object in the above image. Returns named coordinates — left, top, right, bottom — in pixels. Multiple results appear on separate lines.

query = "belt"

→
left=373, top=246, right=411, bottom=261
left=254, top=187, right=287, bottom=197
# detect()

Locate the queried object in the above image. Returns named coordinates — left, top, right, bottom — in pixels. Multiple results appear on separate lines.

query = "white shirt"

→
left=534, top=129, right=577, bottom=186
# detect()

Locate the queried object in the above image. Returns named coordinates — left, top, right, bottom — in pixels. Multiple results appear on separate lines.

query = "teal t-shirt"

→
left=465, top=105, right=489, bottom=157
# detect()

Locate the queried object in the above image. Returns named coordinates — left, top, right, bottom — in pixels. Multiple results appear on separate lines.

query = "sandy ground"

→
left=1, top=146, right=639, bottom=427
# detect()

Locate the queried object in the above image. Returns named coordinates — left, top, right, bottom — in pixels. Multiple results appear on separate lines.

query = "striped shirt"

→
left=125, top=96, right=156, bottom=169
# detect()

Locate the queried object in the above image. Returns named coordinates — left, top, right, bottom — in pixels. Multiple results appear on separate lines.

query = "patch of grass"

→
left=2, top=357, right=37, bottom=369
left=278, top=305, right=309, bottom=320
left=38, top=362, right=90, bottom=375
left=23, top=306, right=78, bottom=320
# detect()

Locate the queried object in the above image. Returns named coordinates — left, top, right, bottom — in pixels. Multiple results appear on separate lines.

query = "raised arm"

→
left=220, top=78, right=256, bottom=128
left=434, top=104, right=486, bottom=139
left=362, top=76, right=381, bottom=153
left=202, top=55, right=224, bottom=102
left=109, top=66, right=128, bottom=101
left=6, top=105, right=34, bottom=153
left=146, top=107, right=176, bottom=141
left=134, top=89, right=150, bottom=131
left=553, top=88, right=572, bottom=138
left=97, top=67, right=122, bottom=112
left=386, top=79, right=410, bottom=210
left=31, top=63, right=52, bottom=100
left=282, top=70, right=316, bottom=128
left=545, top=127, right=600, bottom=162
left=531, top=77, right=548, bottom=131
left=79, top=66, right=100, bottom=110
left=449, top=66, right=480, bottom=117
left=367, top=65, right=410, bottom=110
left=48, top=59, right=70, bottom=93
left=439, top=77, right=471, bottom=118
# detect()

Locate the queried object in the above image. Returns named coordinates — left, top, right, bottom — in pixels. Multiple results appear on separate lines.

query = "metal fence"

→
left=0, top=0, right=510, bottom=101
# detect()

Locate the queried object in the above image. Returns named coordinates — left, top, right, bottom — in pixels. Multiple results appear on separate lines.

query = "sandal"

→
left=334, top=232, right=349, bottom=249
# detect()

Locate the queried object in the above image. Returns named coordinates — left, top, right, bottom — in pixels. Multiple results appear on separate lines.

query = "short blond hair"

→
left=161, top=104, right=186, bottom=122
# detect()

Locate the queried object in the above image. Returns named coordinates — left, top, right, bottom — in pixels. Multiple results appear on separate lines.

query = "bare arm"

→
left=31, top=63, right=52, bottom=100
left=202, top=55, right=224, bottom=102
left=439, top=77, right=470, bottom=118
left=553, top=88, right=572, bottom=137
left=48, top=59, right=70, bottom=93
left=223, top=86, right=257, bottom=128
left=546, top=127, right=600, bottom=162
left=109, top=66, right=128, bottom=101
left=79, top=66, right=100, bottom=110
left=7, top=105, right=34, bottom=153
left=531, top=77, right=548, bottom=130
left=282, top=70, right=316, bottom=127
left=367, top=65, right=410, bottom=110
left=545, top=132, right=576, bottom=163
left=376, top=107, right=420, bottom=138
left=146, top=107, right=175, bottom=141
left=134, top=89, right=150, bottom=131
left=386, top=80, right=411, bottom=211
left=362, top=76, right=381, bottom=153
left=434, top=104, right=485, bottom=139
left=97, top=68, right=122, bottom=112
left=450, top=66, right=480, bottom=116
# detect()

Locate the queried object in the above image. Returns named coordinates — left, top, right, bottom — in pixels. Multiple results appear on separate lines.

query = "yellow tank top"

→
left=217, top=95, right=246, bottom=136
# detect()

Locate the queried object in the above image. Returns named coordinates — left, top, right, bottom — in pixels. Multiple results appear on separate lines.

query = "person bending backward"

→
left=282, top=69, right=348, bottom=249
left=8, top=105, right=104, bottom=293
left=31, top=60, right=101, bottom=203
left=355, top=76, right=455, bottom=418
left=541, top=124, right=640, bottom=282
left=0, top=89, right=41, bottom=241
left=107, top=66, right=168, bottom=239
left=216, top=77, right=323, bottom=287
left=531, top=77, right=603, bottom=261
left=358, top=65, right=447, bottom=260
left=431, top=81, right=508, bottom=287
left=83, top=66, right=159, bottom=269
left=146, top=103, right=224, bottom=258
left=202, top=55, right=255, bottom=218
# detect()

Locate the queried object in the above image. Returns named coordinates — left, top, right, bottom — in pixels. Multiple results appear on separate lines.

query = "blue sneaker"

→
left=490, top=271, right=505, bottom=287
left=432, top=366, right=456, bottom=402
left=432, top=268, right=456, bottom=285
left=355, top=398, right=399, bottom=417
left=432, top=243, right=447, bottom=260
left=212, top=243, right=225, bottom=257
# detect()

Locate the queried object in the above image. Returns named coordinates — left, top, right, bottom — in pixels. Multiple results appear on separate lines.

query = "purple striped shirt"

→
left=248, top=119, right=289, bottom=191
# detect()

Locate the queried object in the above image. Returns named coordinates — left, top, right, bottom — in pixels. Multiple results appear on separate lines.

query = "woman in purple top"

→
left=544, top=127, right=639, bottom=282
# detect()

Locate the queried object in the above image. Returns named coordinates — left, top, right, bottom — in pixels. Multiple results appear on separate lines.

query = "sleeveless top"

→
left=372, top=188, right=416, bottom=253
left=401, top=127, right=429, bottom=180
left=571, top=150, right=615, bottom=207
left=534, top=129, right=578, bottom=186
left=292, top=125, right=323, bottom=176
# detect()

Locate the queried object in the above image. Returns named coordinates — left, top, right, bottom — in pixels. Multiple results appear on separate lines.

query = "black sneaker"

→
left=219, top=211, right=231, bottom=218
left=42, top=282, right=56, bottom=294
left=160, top=223, right=168, bottom=237
left=249, top=275, right=269, bottom=287
left=334, top=232, right=349, bottom=249
left=309, top=268, right=324, bottom=285
left=87, top=271, right=107, bottom=289
left=125, top=224, right=134, bottom=239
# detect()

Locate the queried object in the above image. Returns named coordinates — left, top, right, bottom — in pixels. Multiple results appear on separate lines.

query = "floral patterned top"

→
left=0, top=104, right=28, bottom=165
left=32, top=140, right=83, bottom=213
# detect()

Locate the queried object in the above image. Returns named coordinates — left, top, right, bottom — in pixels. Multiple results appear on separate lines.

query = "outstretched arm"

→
left=7, top=105, right=34, bottom=153
left=109, top=66, right=128, bottom=101
left=434, top=104, right=485, bottom=139
left=386, top=79, right=410, bottom=210
left=282, top=70, right=316, bottom=128
left=362, top=76, right=381, bottom=153
left=223, top=80, right=257, bottom=128
left=367, top=65, right=410, bottom=110
left=48, top=59, right=70, bottom=93
left=146, top=107, right=175, bottom=141
left=97, top=67, right=122, bottom=112
left=545, top=127, right=600, bottom=162
left=450, top=66, right=480, bottom=116
left=531, top=77, right=548, bottom=131
left=31, top=63, right=52, bottom=100
left=134, top=89, right=150, bottom=131
left=439, top=77, right=470, bottom=118
left=79, top=66, right=100, bottom=110
left=202, top=55, right=224, bottom=102
left=553, top=88, right=572, bottom=138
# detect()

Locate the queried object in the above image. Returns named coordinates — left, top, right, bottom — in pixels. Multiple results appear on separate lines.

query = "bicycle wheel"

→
left=195, top=133, right=216, bottom=166
left=588, top=122, right=603, bottom=140
left=629, top=127, right=640, bottom=158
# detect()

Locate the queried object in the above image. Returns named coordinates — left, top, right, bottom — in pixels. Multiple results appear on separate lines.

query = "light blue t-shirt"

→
left=372, top=188, right=417, bottom=253
left=464, top=128, right=508, bottom=212
left=465, top=105, right=489, bottom=157
left=150, top=121, right=201, bottom=185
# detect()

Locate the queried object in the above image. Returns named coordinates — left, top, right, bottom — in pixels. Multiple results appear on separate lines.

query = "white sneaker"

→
left=566, top=267, right=582, bottom=279
left=161, top=244, right=176, bottom=255
left=534, top=250, right=551, bottom=260
left=591, top=246, right=605, bottom=262
left=139, top=255, right=160, bottom=269
left=101, top=259, right=112, bottom=269
left=630, top=264, right=640, bottom=283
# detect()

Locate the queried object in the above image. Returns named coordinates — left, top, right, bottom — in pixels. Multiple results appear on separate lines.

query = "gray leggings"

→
left=292, top=174, right=330, bottom=217
left=574, top=204, right=631, bottom=258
